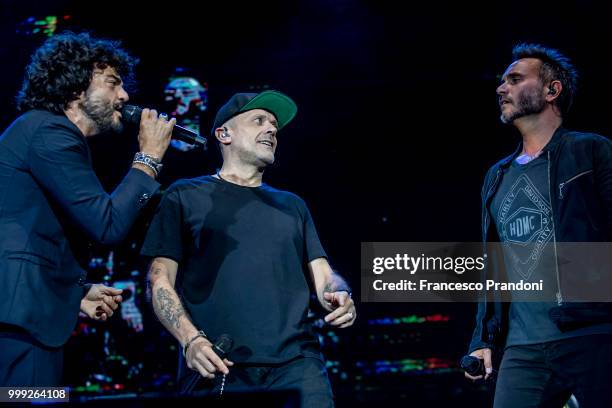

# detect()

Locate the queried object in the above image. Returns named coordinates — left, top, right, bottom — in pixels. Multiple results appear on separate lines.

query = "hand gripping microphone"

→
left=183, top=334, right=234, bottom=394
left=212, top=334, right=234, bottom=360
left=460, top=355, right=484, bottom=377
left=212, top=334, right=233, bottom=397
left=120, top=104, right=207, bottom=149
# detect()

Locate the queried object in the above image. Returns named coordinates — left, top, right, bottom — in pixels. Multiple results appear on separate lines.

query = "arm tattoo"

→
left=156, top=287, right=185, bottom=329
left=323, top=273, right=350, bottom=296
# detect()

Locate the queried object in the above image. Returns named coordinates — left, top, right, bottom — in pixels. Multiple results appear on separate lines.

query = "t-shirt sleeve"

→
left=141, top=188, right=184, bottom=263
left=301, top=201, right=327, bottom=262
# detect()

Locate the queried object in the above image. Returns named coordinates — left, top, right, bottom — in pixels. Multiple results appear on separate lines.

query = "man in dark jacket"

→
left=464, top=44, right=612, bottom=408
left=0, top=32, right=174, bottom=386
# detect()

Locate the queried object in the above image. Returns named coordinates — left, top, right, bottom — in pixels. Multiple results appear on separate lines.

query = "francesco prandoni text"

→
left=373, top=279, right=544, bottom=292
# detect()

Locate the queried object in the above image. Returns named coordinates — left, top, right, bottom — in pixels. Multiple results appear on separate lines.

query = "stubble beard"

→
left=500, top=86, right=547, bottom=124
left=80, top=90, right=123, bottom=134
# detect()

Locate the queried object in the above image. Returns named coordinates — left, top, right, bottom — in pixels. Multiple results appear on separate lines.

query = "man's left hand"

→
left=323, top=291, right=356, bottom=328
left=81, top=284, right=123, bottom=321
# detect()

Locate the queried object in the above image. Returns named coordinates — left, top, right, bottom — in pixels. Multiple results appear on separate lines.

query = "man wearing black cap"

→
left=142, top=90, right=355, bottom=406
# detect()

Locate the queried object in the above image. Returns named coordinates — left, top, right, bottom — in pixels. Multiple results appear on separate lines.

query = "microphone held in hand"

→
left=460, top=355, right=484, bottom=377
left=120, top=104, right=207, bottom=149
left=212, top=334, right=234, bottom=360
left=182, top=334, right=234, bottom=394
left=119, top=288, right=132, bottom=301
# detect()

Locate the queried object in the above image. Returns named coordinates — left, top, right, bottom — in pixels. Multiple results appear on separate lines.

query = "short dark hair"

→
left=511, top=43, right=578, bottom=115
left=16, top=31, right=138, bottom=114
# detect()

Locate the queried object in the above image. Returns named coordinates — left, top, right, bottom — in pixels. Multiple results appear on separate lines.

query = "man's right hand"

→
left=185, top=337, right=234, bottom=379
left=464, top=348, right=493, bottom=381
left=137, top=108, right=175, bottom=160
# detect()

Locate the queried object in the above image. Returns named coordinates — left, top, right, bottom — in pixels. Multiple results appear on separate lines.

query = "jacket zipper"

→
left=558, top=169, right=593, bottom=199
left=481, top=168, right=502, bottom=340
left=547, top=151, right=563, bottom=305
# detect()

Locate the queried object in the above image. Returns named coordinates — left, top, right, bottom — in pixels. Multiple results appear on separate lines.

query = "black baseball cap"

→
left=210, top=90, right=298, bottom=136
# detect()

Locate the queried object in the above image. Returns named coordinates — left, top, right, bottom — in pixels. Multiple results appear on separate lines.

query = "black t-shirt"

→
left=141, top=175, right=326, bottom=367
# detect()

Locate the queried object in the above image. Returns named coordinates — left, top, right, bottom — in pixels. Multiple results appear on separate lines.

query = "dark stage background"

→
left=1, top=0, right=611, bottom=406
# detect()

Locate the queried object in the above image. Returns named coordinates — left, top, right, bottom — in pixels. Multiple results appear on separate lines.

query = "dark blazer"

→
left=0, top=110, right=159, bottom=347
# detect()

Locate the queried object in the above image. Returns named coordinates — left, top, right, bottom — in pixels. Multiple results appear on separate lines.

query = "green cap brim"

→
left=239, top=90, right=297, bottom=130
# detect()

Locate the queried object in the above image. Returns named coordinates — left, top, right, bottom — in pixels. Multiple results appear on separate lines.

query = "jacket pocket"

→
left=6, top=233, right=61, bottom=269
left=558, top=169, right=593, bottom=199
left=6, top=251, right=58, bottom=268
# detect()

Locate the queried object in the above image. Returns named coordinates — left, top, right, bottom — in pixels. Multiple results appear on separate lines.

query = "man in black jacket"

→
left=464, top=44, right=612, bottom=407
left=0, top=32, right=174, bottom=386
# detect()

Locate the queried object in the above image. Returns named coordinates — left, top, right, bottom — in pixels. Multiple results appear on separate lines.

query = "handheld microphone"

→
left=120, top=104, right=207, bottom=149
left=119, top=288, right=132, bottom=301
left=460, top=355, right=484, bottom=377
left=211, top=334, right=233, bottom=397
left=212, top=334, right=234, bottom=360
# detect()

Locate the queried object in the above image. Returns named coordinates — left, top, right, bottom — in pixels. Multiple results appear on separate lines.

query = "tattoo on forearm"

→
left=156, top=287, right=184, bottom=329
left=322, top=273, right=350, bottom=298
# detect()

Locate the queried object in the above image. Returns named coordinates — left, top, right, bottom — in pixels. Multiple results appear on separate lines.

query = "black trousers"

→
left=0, top=327, right=63, bottom=387
left=494, top=334, right=612, bottom=408
left=181, top=356, right=334, bottom=408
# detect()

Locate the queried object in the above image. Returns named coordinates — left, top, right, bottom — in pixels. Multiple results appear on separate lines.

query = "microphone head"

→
left=460, top=355, right=483, bottom=376
left=119, top=104, right=207, bottom=150
left=120, top=288, right=133, bottom=301
left=120, top=104, right=142, bottom=126
left=212, top=334, right=234, bottom=359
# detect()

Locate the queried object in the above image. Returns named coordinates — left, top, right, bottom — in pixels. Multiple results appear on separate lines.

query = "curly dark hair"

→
left=512, top=43, right=578, bottom=115
left=16, top=31, right=138, bottom=114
